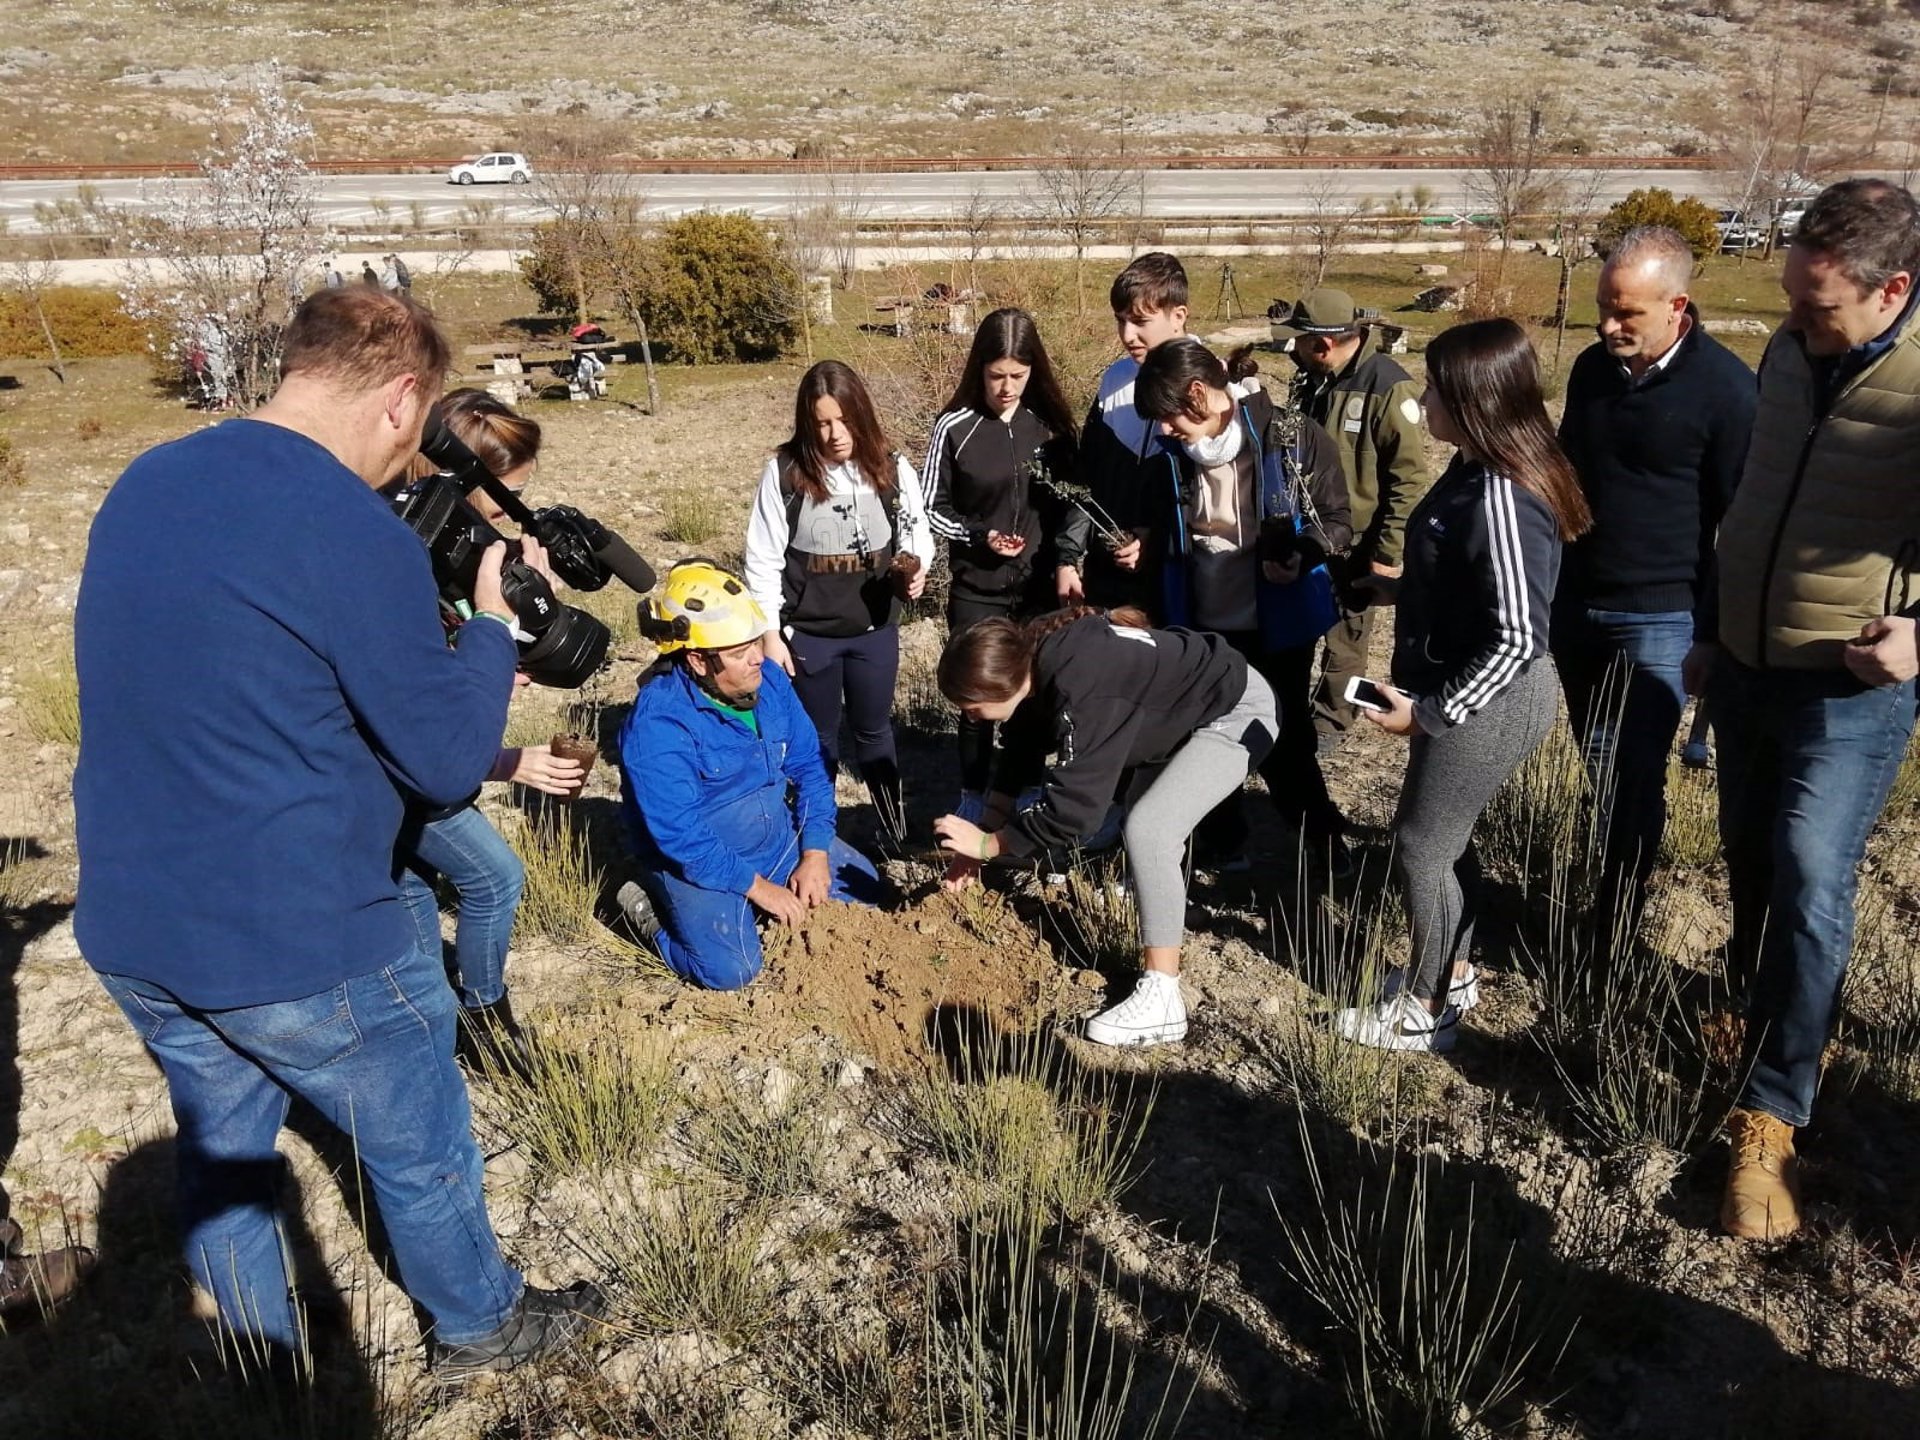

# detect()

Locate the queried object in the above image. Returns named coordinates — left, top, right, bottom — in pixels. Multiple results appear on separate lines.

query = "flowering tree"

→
left=121, top=64, right=326, bottom=410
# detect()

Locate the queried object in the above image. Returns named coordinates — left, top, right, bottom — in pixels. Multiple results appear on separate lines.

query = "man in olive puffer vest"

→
left=1687, top=178, right=1920, bottom=1242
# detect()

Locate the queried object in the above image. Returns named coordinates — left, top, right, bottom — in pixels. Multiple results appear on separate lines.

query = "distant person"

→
left=1056, top=253, right=1197, bottom=617
left=617, top=561, right=885, bottom=990
left=392, top=254, right=413, bottom=293
left=1132, top=337, right=1354, bottom=878
left=1274, top=288, right=1432, bottom=750
left=324, top=261, right=346, bottom=289
left=744, top=360, right=934, bottom=842
left=933, top=606, right=1277, bottom=1048
left=74, top=286, right=603, bottom=1377
left=379, top=256, right=402, bottom=293
left=921, top=307, right=1080, bottom=819
left=361, top=260, right=379, bottom=286
left=1338, top=319, right=1589, bottom=1053
left=1693, top=178, right=1920, bottom=1241
left=1552, top=225, right=1755, bottom=949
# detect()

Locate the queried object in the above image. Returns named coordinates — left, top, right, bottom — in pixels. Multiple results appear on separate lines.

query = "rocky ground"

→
left=4, top=0, right=1918, bottom=166
left=0, top=268, right=1917, bottom=1437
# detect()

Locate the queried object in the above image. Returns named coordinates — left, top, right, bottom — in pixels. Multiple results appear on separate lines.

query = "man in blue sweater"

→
left=1552, top=225, right=1756, bottom=947
left=617, top=561, right=883, bottom=990
left=74, top=287, right=601, bottom=1378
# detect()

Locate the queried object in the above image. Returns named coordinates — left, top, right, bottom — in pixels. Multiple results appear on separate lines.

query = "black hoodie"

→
left=993, top=613, right=1248, bottom=856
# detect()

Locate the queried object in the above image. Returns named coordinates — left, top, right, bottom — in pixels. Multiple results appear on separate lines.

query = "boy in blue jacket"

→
left=617, top=561, right=884, bottom=989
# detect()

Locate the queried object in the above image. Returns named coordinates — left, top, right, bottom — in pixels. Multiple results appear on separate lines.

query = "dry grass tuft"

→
left=19, top=657, right=81, bottom=746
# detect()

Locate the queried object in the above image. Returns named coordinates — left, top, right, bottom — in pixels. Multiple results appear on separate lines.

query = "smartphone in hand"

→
left=1344, top=676, right=1392, bottom=714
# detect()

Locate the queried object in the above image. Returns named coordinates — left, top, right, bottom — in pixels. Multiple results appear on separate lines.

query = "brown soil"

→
left=721, top=888, right=1067, bottom=1073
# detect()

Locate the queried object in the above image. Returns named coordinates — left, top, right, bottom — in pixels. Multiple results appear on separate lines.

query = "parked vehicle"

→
left=1716, top=209, right=1767, bottom=253
left=448, top=152, right=533, bottom=186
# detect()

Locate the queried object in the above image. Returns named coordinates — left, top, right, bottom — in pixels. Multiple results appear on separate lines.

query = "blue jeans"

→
left=1552, top=606, right=1693, bottom=928
left=1709, top=657, right=1918, bottom=1126
left=399, top=804, right=525, bottom=1009
left=95, top=943, right=523, bottom=1350
left=644, top=829, right=885, bottom=991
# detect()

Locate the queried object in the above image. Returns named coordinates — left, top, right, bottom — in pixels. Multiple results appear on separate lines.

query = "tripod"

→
left=1213, top=261, right=1247, bottom=320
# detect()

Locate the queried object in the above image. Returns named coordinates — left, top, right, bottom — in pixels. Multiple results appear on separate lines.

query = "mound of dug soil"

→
left=744, top=889, right=1067, bottom=1072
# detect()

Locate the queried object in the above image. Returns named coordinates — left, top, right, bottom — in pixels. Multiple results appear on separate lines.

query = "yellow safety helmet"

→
left=639, top=559, right=768, bottom=654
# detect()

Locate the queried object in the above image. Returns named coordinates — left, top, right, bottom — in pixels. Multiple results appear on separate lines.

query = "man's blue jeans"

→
left=1552, top=606, right=1693, bottom=932
left=644, top=831, right=885, bottom=991
left=399, top=804, right=525, bottom=1009
left=1709, top=657, right=1918, bottom=1126
left=95, top=942, right=523, bottom=1350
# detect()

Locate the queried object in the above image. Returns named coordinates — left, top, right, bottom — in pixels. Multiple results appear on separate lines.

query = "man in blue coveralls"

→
left=616, top=560, right=885, bottom=989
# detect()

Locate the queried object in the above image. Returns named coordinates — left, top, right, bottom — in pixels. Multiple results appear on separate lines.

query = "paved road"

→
left=0, top=166, right=1727, bottom=233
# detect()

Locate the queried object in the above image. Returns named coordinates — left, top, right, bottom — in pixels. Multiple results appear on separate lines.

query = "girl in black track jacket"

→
left=1340, top=319, right=1591, bottom=1055
left=931, top=608, right=1279, bottom=1049
left=921, top=309, right=1080, bottom=815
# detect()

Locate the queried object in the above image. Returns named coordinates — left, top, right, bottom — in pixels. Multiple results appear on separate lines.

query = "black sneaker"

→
left=614, top=881, right=662, bottom=947
left=430, top=1281, right=608, bottom=1380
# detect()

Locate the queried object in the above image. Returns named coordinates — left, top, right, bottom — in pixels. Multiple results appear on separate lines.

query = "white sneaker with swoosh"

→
left=1333, top=991, right=1459, bottom=1053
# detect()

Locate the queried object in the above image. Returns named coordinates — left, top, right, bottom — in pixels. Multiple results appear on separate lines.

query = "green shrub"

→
left=1594, top=188, right=1721, bottom=261
left=644, top=211, right=798, bottom=364
left=0, top=287, right=147, bottom=360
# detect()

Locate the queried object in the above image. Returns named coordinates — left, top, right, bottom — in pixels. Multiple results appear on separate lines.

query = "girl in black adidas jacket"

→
left=932, top=608, right=1278, bottom=1049
left=1340, top=318, right=1591, bottom=1054
left=921, top=309, right=1080, bottom=814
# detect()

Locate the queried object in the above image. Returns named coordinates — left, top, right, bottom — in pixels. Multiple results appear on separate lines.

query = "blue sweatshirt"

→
left=74, top=419, right=518, bottom=1007
left=617, top=662, right=837, bottom=895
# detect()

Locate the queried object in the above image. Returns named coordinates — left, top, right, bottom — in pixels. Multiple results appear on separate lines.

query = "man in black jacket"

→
left=1552, top=225, right=1756, bottom=944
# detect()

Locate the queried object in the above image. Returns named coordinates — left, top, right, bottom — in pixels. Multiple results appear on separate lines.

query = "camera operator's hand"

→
left=518, top=535, right=559, bottom=589
left=472, top=540, right=513, bottom=623
left=763, top=630, right=796, bottom=677
left=504, top=744, right=587, bottom=797
left=748, top=873, right=807, bottom=926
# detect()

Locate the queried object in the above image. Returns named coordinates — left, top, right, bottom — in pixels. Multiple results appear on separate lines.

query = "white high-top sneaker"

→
left=1083, top=970, right=1187, bottom=1047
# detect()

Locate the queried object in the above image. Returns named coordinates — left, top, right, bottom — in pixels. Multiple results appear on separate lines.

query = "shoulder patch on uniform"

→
left=1399, top=396, right=1422, bottom=425
left=1344, top=395, right=1365, bottom=422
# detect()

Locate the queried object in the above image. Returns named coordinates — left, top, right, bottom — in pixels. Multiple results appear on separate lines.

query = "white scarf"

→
left=1181, top=418, right=1244, bottom=468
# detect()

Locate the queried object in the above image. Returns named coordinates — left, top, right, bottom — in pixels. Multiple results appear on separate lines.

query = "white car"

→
left=448, top=152, right=532, bottom=186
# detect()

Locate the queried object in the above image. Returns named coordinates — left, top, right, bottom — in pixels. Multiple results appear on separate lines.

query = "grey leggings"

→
left=1126, top=669, right=1279, bottom=948
left=1395, top=660, right=1560, bottom=1002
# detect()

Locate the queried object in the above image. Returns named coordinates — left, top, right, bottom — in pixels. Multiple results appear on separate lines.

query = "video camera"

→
left=393, top=414, right=657, bottom=688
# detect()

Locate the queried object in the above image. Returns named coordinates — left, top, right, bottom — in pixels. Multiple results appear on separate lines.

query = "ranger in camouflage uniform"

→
left=1274, top=288, right=1432, bottom=746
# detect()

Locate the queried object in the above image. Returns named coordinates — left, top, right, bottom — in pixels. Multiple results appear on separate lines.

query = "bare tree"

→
left=119, top=63, right=327, bottom=410
left=1466, top=92, right=1565, bottom=288
left=4, top=247, right=68, bottom=382
left=1024, top=135, right=1144, bottom=313
left=1713, top=42, right=1859, bottom=258
left=517, top=118, right=664, bottom=413
left=1545, top=167, right=1612, bottom=381
left=951, top=184, right=1002, bottom=295
left=795, top=151, right=873, bottom=288
left=1298, top=175, right=1376, bottom=290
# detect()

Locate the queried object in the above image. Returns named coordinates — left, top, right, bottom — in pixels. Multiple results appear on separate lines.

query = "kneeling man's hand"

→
left=748, top=874, right=807, bottom=926
left=788, top=849, right=832, bottom=909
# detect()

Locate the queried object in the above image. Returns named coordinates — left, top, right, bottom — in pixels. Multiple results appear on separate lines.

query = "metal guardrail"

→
left=0, top=153, right=1703, bottom=181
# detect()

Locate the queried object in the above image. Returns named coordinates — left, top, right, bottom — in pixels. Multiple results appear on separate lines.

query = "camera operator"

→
left=74, top=287, right=603, bottom=1378
left=392, top=389, right=588, bottom=1081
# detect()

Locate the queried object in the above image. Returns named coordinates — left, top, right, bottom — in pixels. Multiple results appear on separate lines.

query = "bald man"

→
left=1551, top=224, right=1757, bottom=950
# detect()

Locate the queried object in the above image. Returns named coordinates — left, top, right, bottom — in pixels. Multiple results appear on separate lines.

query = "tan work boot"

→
left=1721, top=1108, right=1801, bottom=1240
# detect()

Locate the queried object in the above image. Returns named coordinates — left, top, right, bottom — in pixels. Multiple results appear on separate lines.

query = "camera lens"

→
left=515, top=606, right=610, bottom=688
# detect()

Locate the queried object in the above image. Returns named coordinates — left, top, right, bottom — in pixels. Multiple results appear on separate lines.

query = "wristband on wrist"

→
left=977, top=833, right=991, bottom=861
left=471, top=609, right=515, bottom=632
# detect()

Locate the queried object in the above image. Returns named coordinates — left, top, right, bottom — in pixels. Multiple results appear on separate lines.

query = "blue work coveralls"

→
left=618, top=662, right=881, bottom=988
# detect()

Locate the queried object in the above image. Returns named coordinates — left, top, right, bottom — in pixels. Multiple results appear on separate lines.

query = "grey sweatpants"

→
left=1394, top=660, right=1560, bottom=1001
left=1126, top=668, right=1279, bottom=948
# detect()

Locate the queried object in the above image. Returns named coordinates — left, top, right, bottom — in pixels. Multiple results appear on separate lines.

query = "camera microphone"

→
left=588, top=529, right=657, bottom=595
